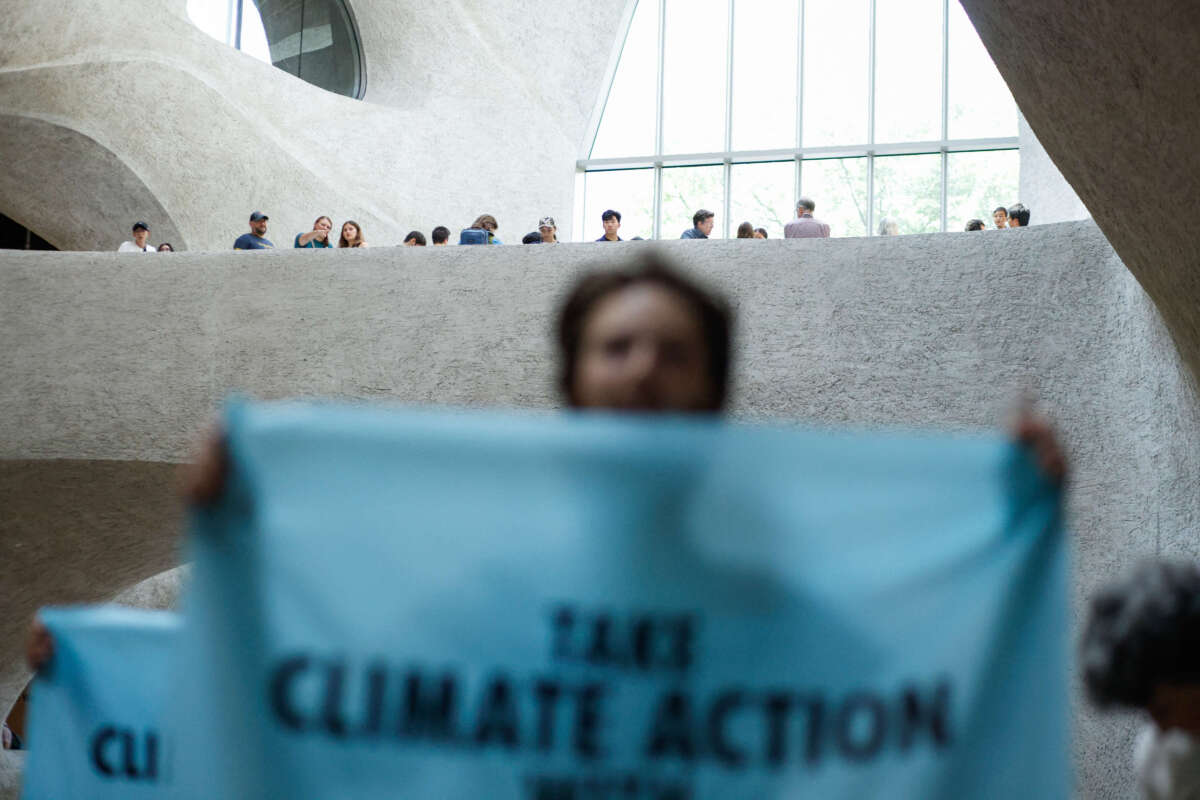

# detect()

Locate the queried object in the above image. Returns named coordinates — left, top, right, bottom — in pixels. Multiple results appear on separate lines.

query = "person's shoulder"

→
left=293, top=233, right=304, bottom=248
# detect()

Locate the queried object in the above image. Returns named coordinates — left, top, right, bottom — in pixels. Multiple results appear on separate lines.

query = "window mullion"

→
left=653, top=0, right=666, bottom=240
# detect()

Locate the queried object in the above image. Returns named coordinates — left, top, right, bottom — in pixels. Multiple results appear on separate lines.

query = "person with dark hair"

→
left=965, top=219, right=986, bottom=231
left=597, top=209, right=622, bottom=242
left=681, top=209, right=715, bottom=239
left=993, top=207, right=1009, bottom=229
left=556, top=252, right=731, bottom=412
left=736, top=222, right=754, bottom=239
left=522, top=231, right=543, bottom=244
left=1007, top=203, right=1031, bottom=227
left=753, top=228, right=767, bottom=239
left=431, top=226, right=451, bottom=246
left=785, top=198, right=830, bottom=238
left=118, top=221, right=155, bottom=252
left=1081, top=560, right=1200, bottom=798
left=157, top=243, right=175, bottom=252
left=234, top=212, right=274, bottom=249
left=295, top=216, right=334, bottom=248
left=403, top=231, right=426, bottom=246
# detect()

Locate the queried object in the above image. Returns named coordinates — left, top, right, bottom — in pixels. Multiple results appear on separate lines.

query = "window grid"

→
left=580, top=0, right=1017, bottom=238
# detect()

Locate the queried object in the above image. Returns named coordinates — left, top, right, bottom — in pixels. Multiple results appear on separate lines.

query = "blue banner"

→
left=21, top=606, right=179, bottom=800
left=174, top=402, right=1068, bottom=799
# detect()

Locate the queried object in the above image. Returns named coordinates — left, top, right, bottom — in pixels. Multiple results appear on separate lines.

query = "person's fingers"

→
left=26, top=617, right=53, bottom=673
left=1012, top=411, right=1067, bottom=486
left=179, top=427, right=229, bottom=506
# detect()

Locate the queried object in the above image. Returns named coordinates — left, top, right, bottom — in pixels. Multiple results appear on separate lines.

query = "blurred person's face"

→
left=315, top=218, right=332, bottom=237
left=993, top=210, right=1008, bottom=228
left=753, top=230, right=765, bottom=239
left=404, top=238, right=418, bottom=246
left=539, top=225, right=556, bottom=241
left=133, top=228, right=148, bottom=246
left=157, top=244, right=172, bottom=252
left=1008, top=214, right=1022, bottom=228
left=603, top=217, right=621, bottom=238
left=572, top=283, right=714, bottom=412
left=251, top=218, right=268, bottom=236
left=342, top=223, right=358, bottom=241
left=698, top=217, right=715, bottom=236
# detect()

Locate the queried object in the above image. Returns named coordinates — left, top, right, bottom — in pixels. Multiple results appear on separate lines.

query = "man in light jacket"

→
left=784, top=198, right=831, bottom=238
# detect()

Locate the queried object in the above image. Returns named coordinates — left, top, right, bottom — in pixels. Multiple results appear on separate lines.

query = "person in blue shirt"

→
left=680, top=209, right=714, bottom=239
left=595, top=209, right=623, bottom=242
left=294, top=216, right=334, bottom=248
left=234, top=211, right=275, bottom=249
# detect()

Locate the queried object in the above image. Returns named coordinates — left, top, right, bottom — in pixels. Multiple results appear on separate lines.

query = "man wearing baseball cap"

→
left=234, top=211, right=275, bottom=249
left=537, top=216, right=559, bottom=244
left=118, top=221, right=155, bottom=252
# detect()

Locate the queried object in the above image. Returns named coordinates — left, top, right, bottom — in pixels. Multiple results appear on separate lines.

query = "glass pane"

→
left=802, top=0, right=869, bottom=147
left=662, top=0, right=729, bottom=154
left=729, top=161, right=795, bottom=239
left=239, top=1, right=273, bottom=64
left=874, top=0, right=942, bottom=143
left=731, top=0, right=797, bottom=151
left=591, top=0, right=659, bottom=158
left=187, top=0, right=236, bottom=45
left=661, top=165, right=725, bottom=238
left=946, top=150, right=1019, bottom=232
left=873, top=154, right=943, bottom=234
left=582, top=170, right=656, bottom=241
left=295, top=0, right=362, bottom=97
left=947, top=2, right=1017, bottom=139
left=799, top=157, right=868, bottom=237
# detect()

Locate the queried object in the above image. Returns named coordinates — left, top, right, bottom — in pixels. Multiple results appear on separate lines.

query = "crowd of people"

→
left=965, top=203, right=1031, bottom=232
left=113, top=198, right=1034, bottom=253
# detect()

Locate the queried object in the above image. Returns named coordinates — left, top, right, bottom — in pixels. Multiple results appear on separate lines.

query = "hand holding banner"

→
left=174, top=402, right=1067, bottom=799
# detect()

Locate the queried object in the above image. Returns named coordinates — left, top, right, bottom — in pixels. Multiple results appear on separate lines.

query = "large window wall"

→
left=579, top=0, right=1018, bottom=240
left=187, top=0, right=364, bottom=99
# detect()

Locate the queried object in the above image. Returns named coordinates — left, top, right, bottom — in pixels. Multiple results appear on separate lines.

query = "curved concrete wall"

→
left=1, top=224, right=1197, bottom=796
left=960, top=0, right=1200, bottom=416
left=0, top=0, right=625, bottom=250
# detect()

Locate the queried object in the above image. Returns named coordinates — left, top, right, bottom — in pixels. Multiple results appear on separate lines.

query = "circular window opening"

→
left=186, top=0, right=365, bottom=99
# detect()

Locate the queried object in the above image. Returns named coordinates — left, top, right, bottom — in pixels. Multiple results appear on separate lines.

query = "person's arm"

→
left=296, top=230, right=325, bottom=247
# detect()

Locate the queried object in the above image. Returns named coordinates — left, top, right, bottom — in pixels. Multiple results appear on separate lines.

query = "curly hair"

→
left=1080, top=560, right=1200, bottom=708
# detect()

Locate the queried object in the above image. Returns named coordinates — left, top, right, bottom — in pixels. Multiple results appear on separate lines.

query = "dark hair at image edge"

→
left=556, top=251, right=733, bottom=411
left=1080, top=559, right=1200, bottom=708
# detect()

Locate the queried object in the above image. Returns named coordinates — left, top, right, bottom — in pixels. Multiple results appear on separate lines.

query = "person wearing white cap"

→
left=118, top=221, right=155, bottom=252
left=537, top=216, right=559, bottom=244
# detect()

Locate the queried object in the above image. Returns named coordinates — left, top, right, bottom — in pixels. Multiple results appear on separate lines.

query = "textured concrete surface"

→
left=1018, top=112, right=1090, bottom=225
left=2, top=226, right=1198, bottom=797
left=961, top=0, right=1200, bottom=428
left=0, top=0, right=624, bottom=250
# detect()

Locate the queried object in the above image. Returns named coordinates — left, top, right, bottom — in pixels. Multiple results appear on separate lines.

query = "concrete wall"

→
left=1019, top=113, right=1091, bottom=225
left=2, top=224, right=1198, bottom=796
left=961, top=0, right=1200, bottom=425
left=0, top=0, right=625, bottom=251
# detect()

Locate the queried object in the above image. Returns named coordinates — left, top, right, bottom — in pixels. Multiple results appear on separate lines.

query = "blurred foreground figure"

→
left=1082, top=561, right=1200, bottom=800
